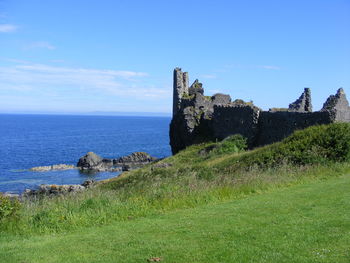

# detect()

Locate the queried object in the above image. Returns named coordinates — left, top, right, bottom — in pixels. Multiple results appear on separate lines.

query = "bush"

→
left=278, top=122, right=350, bottom=164
left=0, top=194, right=21, bottom=221
left=233, top=123, right=350, bottom=169
left=214, top=134, right=247, bottom=154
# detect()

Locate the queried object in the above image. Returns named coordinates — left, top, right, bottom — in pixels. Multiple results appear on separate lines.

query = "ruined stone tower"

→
left=321, top=88, right=350, bottom=121
left=173, top=68, right=189, bottom=117
left=170, top=67, right=350, bottom=154
left=288, top=88, right=312, bottom=112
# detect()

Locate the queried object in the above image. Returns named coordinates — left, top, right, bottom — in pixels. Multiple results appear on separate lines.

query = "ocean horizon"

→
left=0, top=111, right=172, bottom=117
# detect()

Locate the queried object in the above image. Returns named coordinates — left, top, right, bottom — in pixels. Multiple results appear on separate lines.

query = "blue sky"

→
left=0, top=0, right=349, bottom=115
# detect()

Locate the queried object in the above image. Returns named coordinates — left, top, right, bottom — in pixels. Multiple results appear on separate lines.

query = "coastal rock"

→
left=23, top=184, right=85, bottom=197
left=77, top=152, right=103, bottom=169
left=30, top=164, right=76, bottom=172
left=77, top=151, right=157, bottom=172
left=22, top=180, right=95, bottom=198
left=113, top=152, right=158, bottom=166
left=84, top=158, right=117, bottom=172
left=77, top=151, right=117, bottom=172
left=81, top=179, right=95, bottom=188
left=122, top=164, right=131, bottom=171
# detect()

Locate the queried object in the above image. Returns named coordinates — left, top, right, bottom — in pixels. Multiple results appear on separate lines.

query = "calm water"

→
left=0, top=114, right=171, bottom=194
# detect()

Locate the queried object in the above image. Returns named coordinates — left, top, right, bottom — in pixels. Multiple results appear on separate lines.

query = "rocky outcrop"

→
left=2, top=180, right=96, bottom=200
left=22, top=180, right=95, bottom=198
left=16, top=152, right=158, bottom=197
left=114, top=152, right=158, bottom=171
left=77, top=152, right=103, bottom=169
left=27, top=151, right=158, bottom=175
left=77, top=152, right=120, bottom=172
left=29, top=164, right=76, bottom=172
left=114, top=152, right=157, bottom=165
left=170, top=68, right=350, bottom=154
left=77, top=151, right=158, bottom=172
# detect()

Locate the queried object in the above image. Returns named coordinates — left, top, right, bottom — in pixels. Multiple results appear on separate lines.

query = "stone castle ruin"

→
left=170, top=67, right=350, bottom=154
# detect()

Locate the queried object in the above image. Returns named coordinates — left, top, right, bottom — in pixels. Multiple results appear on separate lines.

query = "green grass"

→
left=1, top=174, right=349, bottom=263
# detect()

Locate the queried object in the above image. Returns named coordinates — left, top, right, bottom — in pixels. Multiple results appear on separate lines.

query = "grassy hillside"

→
left=1, top=174, right=349, bottom=262
left=1, top=123, right=350, bottom=262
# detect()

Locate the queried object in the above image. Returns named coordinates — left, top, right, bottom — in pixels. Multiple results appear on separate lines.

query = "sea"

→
left=0, top=114, right=172, bottom=194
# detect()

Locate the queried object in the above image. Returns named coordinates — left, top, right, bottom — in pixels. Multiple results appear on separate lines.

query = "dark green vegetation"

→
left=0, top=195, right=20, bottom=221
left=1, top=123, right=350, bottom=262
left=210, top=134, right=248, bottom=155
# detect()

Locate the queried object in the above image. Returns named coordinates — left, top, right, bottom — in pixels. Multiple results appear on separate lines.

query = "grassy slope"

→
left=1, top=174, right=349, bottom=263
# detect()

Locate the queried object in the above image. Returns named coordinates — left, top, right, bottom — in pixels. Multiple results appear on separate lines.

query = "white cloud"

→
left=15, top=64, right=148, bottom=78
left=4, top=58, right=32, bottom=64
left=24, top=41, right=56, bottom=50
left=0, top=62, right=169, bottom=100
left=0, top=24, right=17, bottom=33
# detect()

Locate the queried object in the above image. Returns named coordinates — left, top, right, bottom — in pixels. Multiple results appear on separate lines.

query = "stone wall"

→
left=169, top=68, right=350, bottom=154
left=255, top=111, right=332, bottom=146
left=211, top=105, right=260, bottom=145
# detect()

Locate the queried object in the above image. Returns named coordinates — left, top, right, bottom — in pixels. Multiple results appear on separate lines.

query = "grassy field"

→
left=1, top=123, right=350, bottom=262
left=1, top=174, right=349, bottom=262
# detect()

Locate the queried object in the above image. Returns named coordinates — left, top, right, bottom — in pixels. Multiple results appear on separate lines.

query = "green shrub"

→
left=0, top=194, right=21, bottom=221
left=277, top=123, right=350, bottom=164
left=230, top=123, right=350, bottom=170
left=214, top=134, right=247, bottom=154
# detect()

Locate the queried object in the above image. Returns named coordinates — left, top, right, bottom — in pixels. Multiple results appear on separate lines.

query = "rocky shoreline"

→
left=29, top=151, right=158, bottom=173
left=77, top=151, right=158, bottom=172
left=2, top=151, right=159, bottom=199
left=23, top=179, right=95, bottom=199
left=3, top=180, right=95, bottom=200
left=29, top=164, right=77, bottom=172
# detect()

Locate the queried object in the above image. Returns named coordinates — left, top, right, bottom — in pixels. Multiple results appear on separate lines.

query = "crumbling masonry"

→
left=170, top=67, right=350, bottom=154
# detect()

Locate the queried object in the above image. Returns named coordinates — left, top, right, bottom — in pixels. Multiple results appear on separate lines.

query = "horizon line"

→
left=0, top=110, right=172, bottom=117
